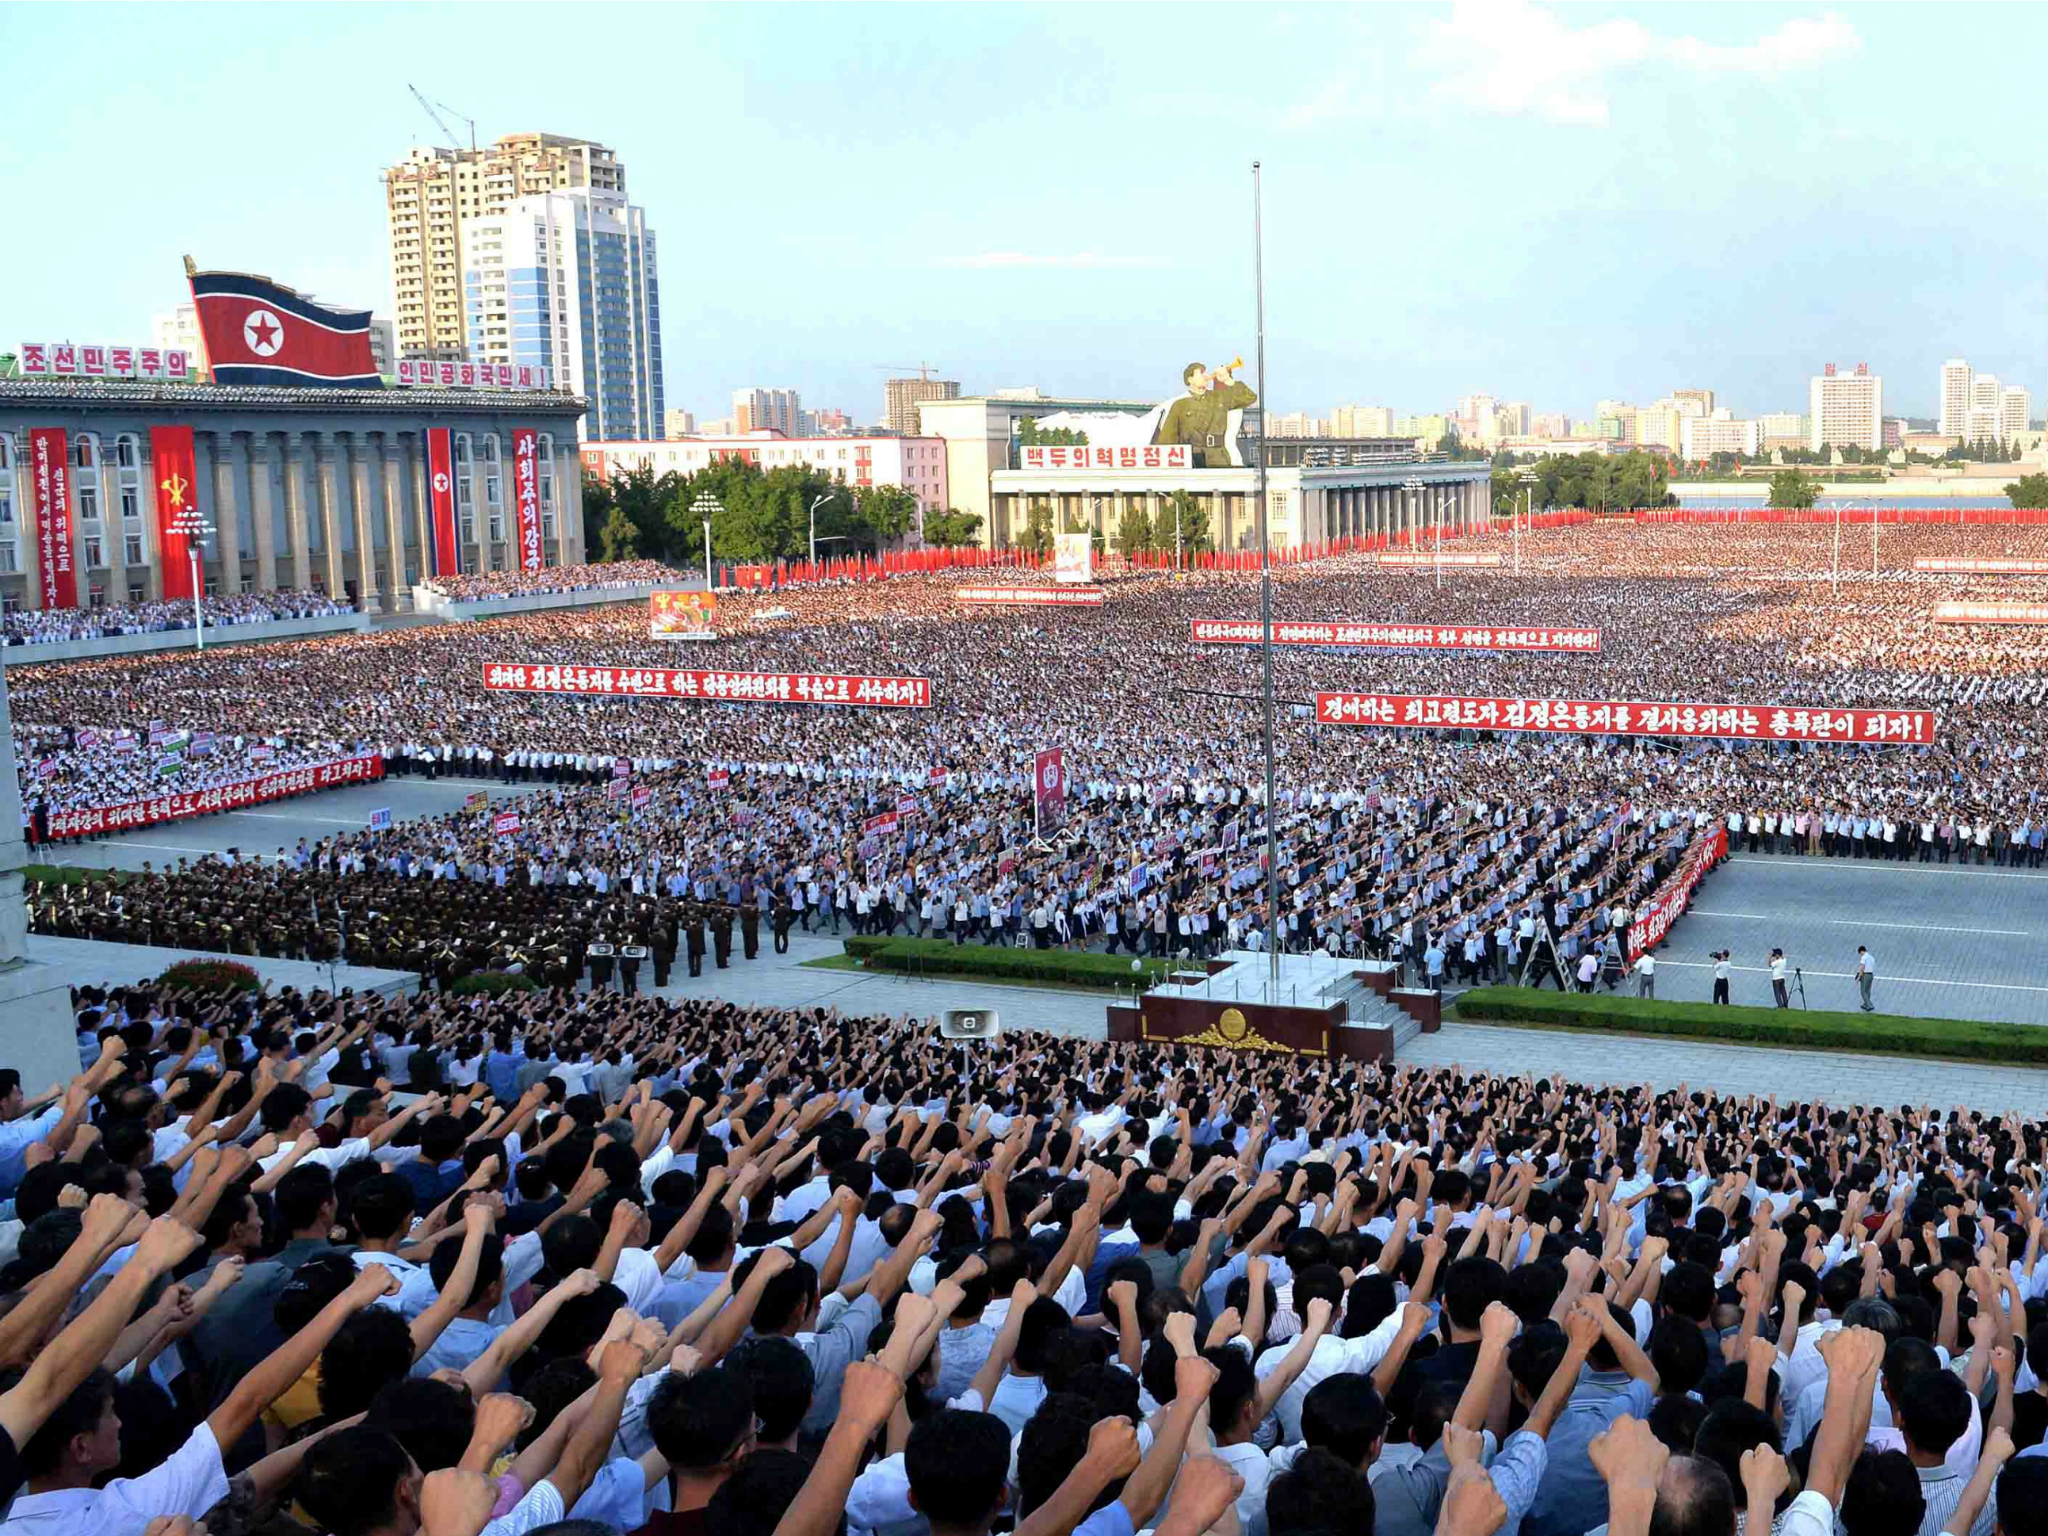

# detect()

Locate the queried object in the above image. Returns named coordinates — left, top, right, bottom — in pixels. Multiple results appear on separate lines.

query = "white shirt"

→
left=0, top=1422, right=228, bottom=1536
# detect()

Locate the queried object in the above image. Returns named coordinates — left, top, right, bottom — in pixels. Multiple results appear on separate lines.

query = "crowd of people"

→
left=0, top=981, right=2044, bottom=1536
left=11, top=522, right=2047, bottom=980
left=2, top=590, right=355, bottom=647
left=423, top=561, right=677, bottom=604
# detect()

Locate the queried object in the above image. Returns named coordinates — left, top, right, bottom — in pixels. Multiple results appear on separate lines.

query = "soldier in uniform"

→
left=710, top=907, right=733, bottom=969
left=739, top=899, right=761, bottom=962
left=588, top=938, right=615, bottom=993
left=771, top=894, right=794, bottom=955
left=684, top=907, right=706, bottom=978
left=1154, top=359, right=1257, bottom=468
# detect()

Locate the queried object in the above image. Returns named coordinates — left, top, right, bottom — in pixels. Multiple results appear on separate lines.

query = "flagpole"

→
left=1254, top=160, right=1280, bottom=995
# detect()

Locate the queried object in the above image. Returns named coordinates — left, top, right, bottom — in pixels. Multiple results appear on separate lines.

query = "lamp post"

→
left=1515, top=469, right=1539, bottom=577
left=807, top=491, right=837, bottom=568
left=1253, top=160, right=1281, bottom=992
left=1870, top=498, right=1879, bottom=578
left=1401, top=475, right=1425, bottom=578
left=170, top=506, right=215, bottom=651
left=691, top=491, right=721, bottom=591
left=1831, top=499, right=1843, bottom=596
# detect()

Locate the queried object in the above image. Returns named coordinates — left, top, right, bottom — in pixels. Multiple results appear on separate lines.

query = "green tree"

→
left=923, top=508, right=983, bottom=548
left=1160, top=489, right=1213, bottom=553
left=2006, top=473, right=2048, bottom=510
left=853, top=485, right=917, bottom=550
left=1016, top=417, right=1087, bottom=448
left=597, top=503, right=640, bottom=561
left=1019, top=501, right=1055, bottom=558
left=1115, top=503, right=1153, bottom=558
left=1768, top=468, right=1821, bottom=508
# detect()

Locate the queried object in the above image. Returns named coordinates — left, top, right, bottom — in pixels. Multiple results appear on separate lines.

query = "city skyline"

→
left=6, top=3, right=2046, bottom=424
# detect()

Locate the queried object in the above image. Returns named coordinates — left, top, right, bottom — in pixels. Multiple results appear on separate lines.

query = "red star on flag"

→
left=245, top=313, right=281, bottom=353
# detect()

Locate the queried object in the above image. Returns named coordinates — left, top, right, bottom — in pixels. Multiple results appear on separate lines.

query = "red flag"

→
left=187, top=267, right=380, bottom=387
left=150, top=426, right=199, bottom=600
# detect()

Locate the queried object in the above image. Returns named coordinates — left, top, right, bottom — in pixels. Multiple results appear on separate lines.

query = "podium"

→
left=1105, top=951, right=1439, bottom=1064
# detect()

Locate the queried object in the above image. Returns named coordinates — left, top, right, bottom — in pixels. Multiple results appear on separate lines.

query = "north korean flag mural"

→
left=186, top=263, right=381, bottom=388
left=424, top=428, right=460, bottom=576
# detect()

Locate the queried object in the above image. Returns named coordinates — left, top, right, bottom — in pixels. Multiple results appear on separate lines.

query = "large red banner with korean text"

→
left=425, top=428, right=459, bottom=577
left=954, top=586, right=1106, bottom=607
left=1376, top=552, right=1501, bottom=567
left=1626, top=825, right=1728, bottom=961
left=481, top=662, right=932, bottom=708
left=1914, top=559, right=2048, bottom=574
left=1020, top=444, right=1191, bottom=471
left=1930, top=602, right=2048, bottom=625
left=42, top=754, right=384, bottom=841
left=27, top=429, right=77, bottom=610
left=1193, top=620, right=1600, bottom=652
left=512, top=428, right=542, bottom=572
left=1313, top=692, right=1936, bottom=745
left=150, top=426, right=199, bottom=601
left=1033, top=747, right=1068, bottom=837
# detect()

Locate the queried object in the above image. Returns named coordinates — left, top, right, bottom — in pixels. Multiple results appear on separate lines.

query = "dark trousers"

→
left=774, top=929, right=788, bottom=954
left=688, top=952, right=702, bottom=977
left=1712, top=978, right=1730, bottom=1005
left=1773, top=979, right=1789, bottom=1008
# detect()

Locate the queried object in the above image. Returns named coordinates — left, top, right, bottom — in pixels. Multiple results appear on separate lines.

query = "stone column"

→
left=283, top=433, right=314, bottom=593
left=219, top=434, right=247, bottom=592
left=246, top=432, right=278, bottom=592
left=347, top=433, right=382, bottom=609
left=208, top=433, right=234, bottom=597
left=554, top=438, right=581, bottom=564
left=316, top=433, right=348, bottom=600
left=381, top=433, right=412, bottom=604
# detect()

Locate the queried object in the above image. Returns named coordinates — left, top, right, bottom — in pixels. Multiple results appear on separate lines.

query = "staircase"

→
left=1318, top=962, right=1422, bottom=1051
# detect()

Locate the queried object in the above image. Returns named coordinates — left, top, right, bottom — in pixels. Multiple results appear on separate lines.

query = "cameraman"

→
left=1711, top=950, right=1732, bottom=1006
left=1769, top=947, right=1789, bottom=1008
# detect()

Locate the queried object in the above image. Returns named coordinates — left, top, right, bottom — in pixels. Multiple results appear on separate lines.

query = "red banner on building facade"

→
left=1313, top=692, right=1936, bottom=744
left=954, top=586, right=1106, bottom=607
left=424, top=428, right=459, bottom=577
left=40, top=753, right=383, bottom=840
left=1192, top=620, right=1600, bottom=652
left=150, top=426, right=199, bottom=601
left=511, top=427, right=542, bottom=572
left=481, top=662, right=932, bottom=709
left=27, top=428, right=76, bottom=610
left=1930, top=602, right=2048, bottom=625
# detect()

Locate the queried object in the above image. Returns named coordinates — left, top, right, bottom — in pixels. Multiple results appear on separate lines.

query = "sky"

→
left=6, top=2, right=2046, bottom=426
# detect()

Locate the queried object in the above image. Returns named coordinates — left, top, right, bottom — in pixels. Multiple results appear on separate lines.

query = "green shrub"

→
left=447, top=970, right=543, bottom=997
left=842, top=936, right=1174, bottom=990
left=157, top=957, right=263, bottom=994
left=1448, top=987, right=2048, bottom=1066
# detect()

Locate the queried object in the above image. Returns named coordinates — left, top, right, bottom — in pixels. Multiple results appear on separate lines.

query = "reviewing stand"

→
left=1105, top=950, right=1439, bottom=1064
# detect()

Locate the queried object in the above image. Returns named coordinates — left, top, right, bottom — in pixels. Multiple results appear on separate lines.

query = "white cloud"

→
left=938, top=252, right=1162, bottom=271
left=1417, top=2, right=1860, bottom=126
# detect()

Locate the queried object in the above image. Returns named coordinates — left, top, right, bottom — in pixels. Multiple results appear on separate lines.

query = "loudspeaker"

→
left=940, top=1008, right=1002, bottom=1041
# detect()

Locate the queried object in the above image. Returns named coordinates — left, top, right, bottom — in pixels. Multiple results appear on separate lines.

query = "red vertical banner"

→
left=1033, top=747, right=1068, bottom=839
left=27, top=428, right=77, bottom=610
left=150, top=426, right=198, bottom=601
left=512, top=428, right=542, bottom=572
left=425, top=428, right=459, bottom=577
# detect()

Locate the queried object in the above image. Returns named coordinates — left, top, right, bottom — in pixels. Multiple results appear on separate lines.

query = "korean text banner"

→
left=482, top=662, right=931, bottom=709
left=954, top=586, right=1105, bottom=607
left=27, top=428, right=76, bottom=611
left=1930, top=602, right=2048, bottom=625
left=1913, top=559, right=2048, bottom=574
left=43, top=754, right=383, bottom=840
left=1192, top=620, right=1599, bottom=652
left=1375, top=552, right=1502, bottom=567
left=1313, top=692, right=1935, bottom=744
left=512, top=428, right=542, bottom=572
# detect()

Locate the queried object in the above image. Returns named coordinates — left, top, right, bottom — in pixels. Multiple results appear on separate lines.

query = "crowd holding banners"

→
left=1932, top=604, right=2048, bottom=627
left=1193, top=622, right=1602, bottom=653
left=422, top=559, right=677, bottom=603
left=10, top=521, right=2048, bottom=984
left=1914, top=559, right=2048, bottom=575
left=1313, top=695, right=1937, bottom=746
left=3, top=984, right=2046, bottom=1536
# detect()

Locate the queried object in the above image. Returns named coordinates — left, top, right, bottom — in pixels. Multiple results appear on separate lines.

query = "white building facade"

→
left=1808, top=365, right=1882, bottom=452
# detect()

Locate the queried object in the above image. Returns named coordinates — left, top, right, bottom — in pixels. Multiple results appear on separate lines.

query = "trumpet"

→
left=1223, top=355, right=1245, bottom=375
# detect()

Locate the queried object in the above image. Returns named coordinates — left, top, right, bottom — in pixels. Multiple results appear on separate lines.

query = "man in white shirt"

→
left=1634, top=952, right=1655, bottom=999
left=1856, top=947, right=1877, bottom=1012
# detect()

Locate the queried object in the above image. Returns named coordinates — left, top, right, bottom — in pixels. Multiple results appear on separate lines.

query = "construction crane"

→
left=408, top=84, right=476, bottom=152
left=875, top=362, right=943, bottom=381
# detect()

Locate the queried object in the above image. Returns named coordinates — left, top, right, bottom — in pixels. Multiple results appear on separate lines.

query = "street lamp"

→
left=1402, top=476, right=1426, bottom=584
left=808, top=490, right=841, bottom=568
left=1514, top=469, right=1539, bottom=577
left=170, top=504, right=216, bottom=651
left=691, top=491, right=721, bottom=591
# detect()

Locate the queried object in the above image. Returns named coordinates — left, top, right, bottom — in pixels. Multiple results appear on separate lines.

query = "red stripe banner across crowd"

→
left=1192, top=620, right=1600, bottom=652
left=1375, top=552, right=1502, bottom=567
left=1913, top=558, right=2048, bottom=574
left=1931, top=602, right=2048, bottom=625
left=1313, top=692, right=1936, bottom=744
left=954, top=586, right=1107, bottom=607
left=1626, top=826, right=1729, bottom=961
left=42, top=754, right=385, bottom=841
left=481, top=662, right=932, bottom=708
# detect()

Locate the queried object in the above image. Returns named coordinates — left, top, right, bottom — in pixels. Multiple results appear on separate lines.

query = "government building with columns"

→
left=0, top=378, right=587, bottom=612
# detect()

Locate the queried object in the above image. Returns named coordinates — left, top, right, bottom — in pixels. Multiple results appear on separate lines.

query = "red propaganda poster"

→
left=1931, top=602, right=2048, bottom=625
left=1191, top=620, right=1600, bottom=653
left=425, top=429, right=459, bottom=576
left=954, top=586, right=1106, bottom=607
left=1376, top=552, right=1502, bottom=567
left=43, top=753, right=383, bottom=840
left=928, top=766, right=949, bottom=787
left=492, top=810, right=522, bottom=836
left=1314, top=692, right=1936, bottom=745
left=897, top=793, right=920, bottom=818
left=864, top=811, right=900, bottom=837
left=512, top=428, right=542, bottom=572
left=1626, top=827, right=1728, bottom=959
left=28, top=428, right=76, bottom=610
left=150, top=427, right=199, bottom=601
left=632, top=786, right=652, bottom=809
left=1033, top=748, right=1068, bottom=838
left=706, top=767, right=730, bottom=790
left=1914, top=558, right=2048, bottom=574
left=480, top=663, right=932, bottom=709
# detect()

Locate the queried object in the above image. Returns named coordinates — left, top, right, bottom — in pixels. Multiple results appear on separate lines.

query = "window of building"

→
left=88, top=583, right=105, bottom=609
left=74, top=436, right=96, bottom=469
left=0, top=543, right=15, bottom=576
left=128, top=582, right=145, bottom=604
left=114, top=434, right=139, bottom=470
left=124, top=534, right=144, bottom=566
left=73, top=432, right=101, bottom=524
left=83, top=536, right=105, bottom=568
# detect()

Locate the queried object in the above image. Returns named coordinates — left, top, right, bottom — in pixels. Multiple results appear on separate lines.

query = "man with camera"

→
left=1769, top=947, right=1789, bottom=1008
left=1711, top=950, right=1732, bottom=1006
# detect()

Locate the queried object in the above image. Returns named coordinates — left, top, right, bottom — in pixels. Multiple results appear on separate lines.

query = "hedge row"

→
left=1449, top=987, right=2048, bottom=1066
left=842, top=936, right=1174, bottom=990
left=448, top=970, right=543, bottom=997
